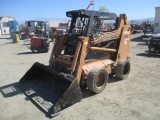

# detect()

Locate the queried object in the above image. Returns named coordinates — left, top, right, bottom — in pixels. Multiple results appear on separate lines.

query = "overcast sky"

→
left=0, top=0, right=159, bottom=22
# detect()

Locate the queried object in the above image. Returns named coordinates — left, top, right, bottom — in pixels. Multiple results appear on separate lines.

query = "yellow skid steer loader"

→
left=19, top=9, right=131, bottom=116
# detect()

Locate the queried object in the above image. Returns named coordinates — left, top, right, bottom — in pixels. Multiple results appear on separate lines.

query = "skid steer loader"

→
left=19, top=9, right=131, bottom=116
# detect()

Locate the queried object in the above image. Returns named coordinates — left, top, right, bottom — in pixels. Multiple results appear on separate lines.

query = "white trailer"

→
left=0, top=16, right=16, bottom=35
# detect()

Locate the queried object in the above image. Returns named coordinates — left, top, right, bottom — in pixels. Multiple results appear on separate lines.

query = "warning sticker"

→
left=124, top=38, right=130, bottom=41
left=124, top=31, right=130, bottom=34
left=124, top=38, right=130, bottom=44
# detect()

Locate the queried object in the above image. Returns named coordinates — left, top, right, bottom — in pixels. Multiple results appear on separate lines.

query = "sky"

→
left=0, top=0, right=160, bottom=23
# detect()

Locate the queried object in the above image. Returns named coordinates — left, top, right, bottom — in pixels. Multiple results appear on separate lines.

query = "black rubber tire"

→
left=115, top=60, right=130, bottom=80
left=149, top=46, right=156, bottom=53
left=31, top=49, right=34, bottom=53
left=31, top=49, right=38, bottom=53
left=87, top=68, right=108, bottom=93
left=42, top=41, right=50, bottom=53
left=44, top=47, right=49, bottom=53
left=38, top=48, right=44, bottom=53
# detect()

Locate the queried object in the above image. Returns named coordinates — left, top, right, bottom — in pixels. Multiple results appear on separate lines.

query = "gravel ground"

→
left=0, top=34, right=160, bottom=120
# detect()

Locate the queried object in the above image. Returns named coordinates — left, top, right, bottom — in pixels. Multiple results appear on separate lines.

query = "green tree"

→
left=99, top=6, right=109, bottom=12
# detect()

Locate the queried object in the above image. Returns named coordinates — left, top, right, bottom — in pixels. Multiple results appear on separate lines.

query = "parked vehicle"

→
left=148, top=36, right=160, bottom=53
left=30, top=36, right=50, bottom=53
left=143, top=33, right=160, bottom=45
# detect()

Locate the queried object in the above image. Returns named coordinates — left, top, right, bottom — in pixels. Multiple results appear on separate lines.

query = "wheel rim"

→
left=150, top=47, right=155, bottom=52
left=95, top=73, right=106, bottom=88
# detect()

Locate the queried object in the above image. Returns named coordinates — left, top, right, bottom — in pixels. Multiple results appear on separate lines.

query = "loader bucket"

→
left=19, top=62, right=83, bottom=116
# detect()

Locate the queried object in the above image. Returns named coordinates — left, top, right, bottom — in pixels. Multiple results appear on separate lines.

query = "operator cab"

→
left=66, top=9, right=117, bottom=36
left=64, top=9, right=118, bottom=56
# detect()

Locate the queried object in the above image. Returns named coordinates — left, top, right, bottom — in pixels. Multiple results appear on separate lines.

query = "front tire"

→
left=87, top=68, right=108, bottom=93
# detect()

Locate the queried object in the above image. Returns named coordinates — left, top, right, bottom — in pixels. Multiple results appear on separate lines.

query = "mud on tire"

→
left=115, top=60, right=130, bottom=80
left=87, top=68, right=108, bottom=93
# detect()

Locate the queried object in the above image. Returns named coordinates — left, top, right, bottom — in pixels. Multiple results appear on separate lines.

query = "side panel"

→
left=31, top=37, right=42, bottom=47
left=83, top=59, right=113, bottom=75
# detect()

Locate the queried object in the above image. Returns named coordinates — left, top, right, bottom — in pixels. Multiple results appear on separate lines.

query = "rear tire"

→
left=115, top=60, right=130, bottom=80
left=149, top=46, right=156, bottom=53
left=44, top=48, right=49, bottom=53
left=38, top=48, right=44, bottom=53
left=87, top=68, right=108, bottom=93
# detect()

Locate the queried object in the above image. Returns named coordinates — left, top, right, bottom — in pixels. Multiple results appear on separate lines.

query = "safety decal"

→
left=124, top=38, right=130, bottom=44
left=124, top=38, right=130, bottom=41
left=124, top=31, right=130, bottom=34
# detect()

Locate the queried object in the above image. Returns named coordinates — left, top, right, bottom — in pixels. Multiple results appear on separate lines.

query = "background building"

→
left=154, top=7, right=160, bottom=33
left=0, top=16, right=16, bottom=35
